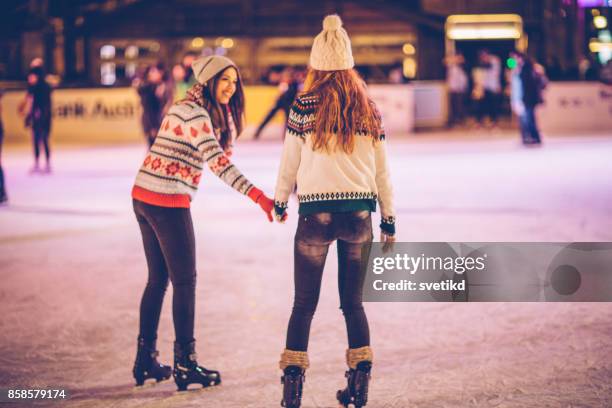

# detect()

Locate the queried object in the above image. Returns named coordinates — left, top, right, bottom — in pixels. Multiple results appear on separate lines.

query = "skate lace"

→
left=283, top=372, right=303, bottom=404
left=356, top=369, right=370, bottom=402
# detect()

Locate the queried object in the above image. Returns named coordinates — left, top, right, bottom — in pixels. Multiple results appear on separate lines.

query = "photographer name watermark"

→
left=362, top=242, right=612, bottom=302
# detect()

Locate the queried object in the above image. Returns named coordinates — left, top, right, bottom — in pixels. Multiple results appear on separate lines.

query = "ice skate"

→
left=281, top=365, right=304, bottom=408
left=173, top=341, right=221, bottom=391
left=336, top=360, right=371, bottom=408
left=132, top=337, right=172, bottom=386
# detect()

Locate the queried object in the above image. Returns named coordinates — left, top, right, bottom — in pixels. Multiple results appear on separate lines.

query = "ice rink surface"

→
left=1, top=132, right=612, bottom=407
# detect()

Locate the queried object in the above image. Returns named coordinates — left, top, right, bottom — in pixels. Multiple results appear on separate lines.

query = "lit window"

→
left=125, top=45, right=139, bottom=59
left=191, top=37, right=205, bottom=48
left=402, top=43, right=416, bottom=55
left=100, top=45, right=115, bottom=59
left=221, top=38, right=234, bottom=49
left=126, top=63, right=137, bottom=78
left=403, top=58, right=417, bottom=78
left=594, top=15, right=608, bottom=29
left=101, top=62, right=116, bottom=85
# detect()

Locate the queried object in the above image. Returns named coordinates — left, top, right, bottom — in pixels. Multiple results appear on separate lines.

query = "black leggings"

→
left=32, top=127, right=50, bottom=162
left=133, top=199, right=197, bottom=345
left=476, top=90, right=500, bottom=124
left=285, top=211, right=373, bottom=351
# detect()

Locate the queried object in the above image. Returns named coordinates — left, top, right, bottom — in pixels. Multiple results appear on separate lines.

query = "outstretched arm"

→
left=192, top=114, right=274, bottom=221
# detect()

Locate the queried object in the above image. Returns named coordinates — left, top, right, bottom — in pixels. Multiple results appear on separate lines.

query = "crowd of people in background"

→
left=444, top=48, right=548, bottom=145
left=132, top=55, right=309, bottom=144
left=2, top=46, right=605, bottom=181
left=445, top=49, right=504, bottom=130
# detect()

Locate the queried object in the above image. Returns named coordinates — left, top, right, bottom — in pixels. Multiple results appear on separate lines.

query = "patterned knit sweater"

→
left=274, top=93, right=396, bottom=235
left=132, top=101, right=254, bottom=207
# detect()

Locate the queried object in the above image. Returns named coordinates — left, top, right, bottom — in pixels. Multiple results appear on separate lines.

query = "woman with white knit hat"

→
left=275, top=14, right=395, bottom=408
left=131, top=55, right=275, bottom=391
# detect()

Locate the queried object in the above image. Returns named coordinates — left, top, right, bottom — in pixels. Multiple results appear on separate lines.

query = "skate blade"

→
left=133, top=378, right=168, bottom=389
left=177, top=382, right=221, bottom=392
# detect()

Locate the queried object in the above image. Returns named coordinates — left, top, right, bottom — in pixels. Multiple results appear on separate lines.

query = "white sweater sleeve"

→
left=374, top=137, right=396, bottom=235
left=274, top=132, right=302, bottom=215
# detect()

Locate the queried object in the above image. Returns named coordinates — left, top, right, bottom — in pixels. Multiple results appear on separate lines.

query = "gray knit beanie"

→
left=191, top=55, right=237, bottom=85
left=309, top=15, right=355, bottom=71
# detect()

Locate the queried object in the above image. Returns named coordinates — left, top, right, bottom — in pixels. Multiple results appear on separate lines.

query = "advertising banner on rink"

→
left=2, top=84, right=415, bottom=144
left=2, top=88, right=143, bottom=144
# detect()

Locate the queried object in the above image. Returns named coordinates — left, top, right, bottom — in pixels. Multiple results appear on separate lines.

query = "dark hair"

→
left=143, top=62, right=167, bottom=82
left=201, top=67, right=245, bottom=151
left=28, top=66, right=45, bottom=80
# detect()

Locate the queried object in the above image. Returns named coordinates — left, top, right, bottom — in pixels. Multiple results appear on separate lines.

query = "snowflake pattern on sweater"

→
left=132, top=101, right=253, bottom=207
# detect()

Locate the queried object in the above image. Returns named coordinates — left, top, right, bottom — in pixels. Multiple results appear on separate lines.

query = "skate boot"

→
left=336, top=346, right=373, bottom=408
left=173, top=341, right=221, bottom=391
left=133, top=337, right=172, bottom=386
left=281, top=366, right=305, bottom=408
left=279, top=349, right=309, bottom=408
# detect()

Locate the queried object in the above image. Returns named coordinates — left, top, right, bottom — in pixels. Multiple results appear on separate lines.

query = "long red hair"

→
left=303, top=68, right=381, bottom=153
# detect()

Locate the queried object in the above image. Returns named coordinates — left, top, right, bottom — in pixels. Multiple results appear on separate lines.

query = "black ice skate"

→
left=281, top=365, right=305, bottom=408
left=336, top=361, right=372, bottom=408
left=173, top=341, right=221, bottom=391
left=133, top=337, right=172, bottom=386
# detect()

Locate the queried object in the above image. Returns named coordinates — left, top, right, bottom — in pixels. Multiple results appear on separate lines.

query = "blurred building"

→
left=0, top=0, right=610, bottom=86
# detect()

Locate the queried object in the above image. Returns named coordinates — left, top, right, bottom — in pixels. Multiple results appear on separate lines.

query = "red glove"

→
left=248, top=187, right=274, bottom=222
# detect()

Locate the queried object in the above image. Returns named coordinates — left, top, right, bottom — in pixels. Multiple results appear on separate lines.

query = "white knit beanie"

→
left=309, top=15, right=355, bottom=71
left=191, top=55, right=237, bottom=85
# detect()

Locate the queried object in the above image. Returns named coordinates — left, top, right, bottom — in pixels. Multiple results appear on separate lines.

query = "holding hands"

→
left=248, top=187, right=274, bottom=222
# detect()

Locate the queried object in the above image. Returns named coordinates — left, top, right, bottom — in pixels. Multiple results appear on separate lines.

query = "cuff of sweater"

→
left=248, top=187, right=263, bottom=203
left=380, top=216, right=396, bottom=236
left=274, top=200, right=288, bottom=217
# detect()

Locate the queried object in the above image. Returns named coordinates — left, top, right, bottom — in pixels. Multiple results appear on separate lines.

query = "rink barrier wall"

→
left=1, top=85, right=416, bottom=144
left=537, top=82, right=612, bottom=133
left=3, top=82, right=610, bottom=145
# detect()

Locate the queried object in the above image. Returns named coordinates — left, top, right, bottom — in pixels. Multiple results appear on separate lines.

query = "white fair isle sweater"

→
left=132, top=101, right=256, bottom=207
left=274, top=93, right=396, bottom=235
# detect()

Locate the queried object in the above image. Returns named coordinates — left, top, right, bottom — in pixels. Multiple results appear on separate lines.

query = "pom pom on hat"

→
left=310, top=14, right=354, bottom=71
left=323, top=14, right=342, bottom=30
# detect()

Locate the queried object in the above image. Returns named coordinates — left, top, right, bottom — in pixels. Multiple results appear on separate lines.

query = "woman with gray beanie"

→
left=275, top=14, right=395, bottom=408
left=130, top=55, right=275, bottom=391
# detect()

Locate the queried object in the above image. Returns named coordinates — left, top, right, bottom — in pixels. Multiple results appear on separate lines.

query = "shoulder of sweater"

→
left=167, top=101, right=210, bottom=123
left=292, top=92, right=318, bottom=113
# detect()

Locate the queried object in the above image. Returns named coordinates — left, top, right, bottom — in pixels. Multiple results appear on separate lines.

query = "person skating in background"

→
left=131, top=55, right=275, bottom=391
left=510, top=51, right=547, bottom=145
left=253, top=67, right=301, bottom=140
left=172, top=64, right=190, bottom=102
left=133, top=63, right=173, bottom=147
left=181, top=51, right=198, bottom=88
left=445, top=53, right=468, bottom=128
left=274, top=15, right=395, bottom=408
left=0, top=90, right=7, bottom=204
left=473, top=49, right=502, bottom=128
left=20, top=67, right=53, bottom=173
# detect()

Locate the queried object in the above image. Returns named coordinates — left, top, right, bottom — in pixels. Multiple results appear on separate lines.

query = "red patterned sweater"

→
left=132, top=101, right=254, bottom=207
